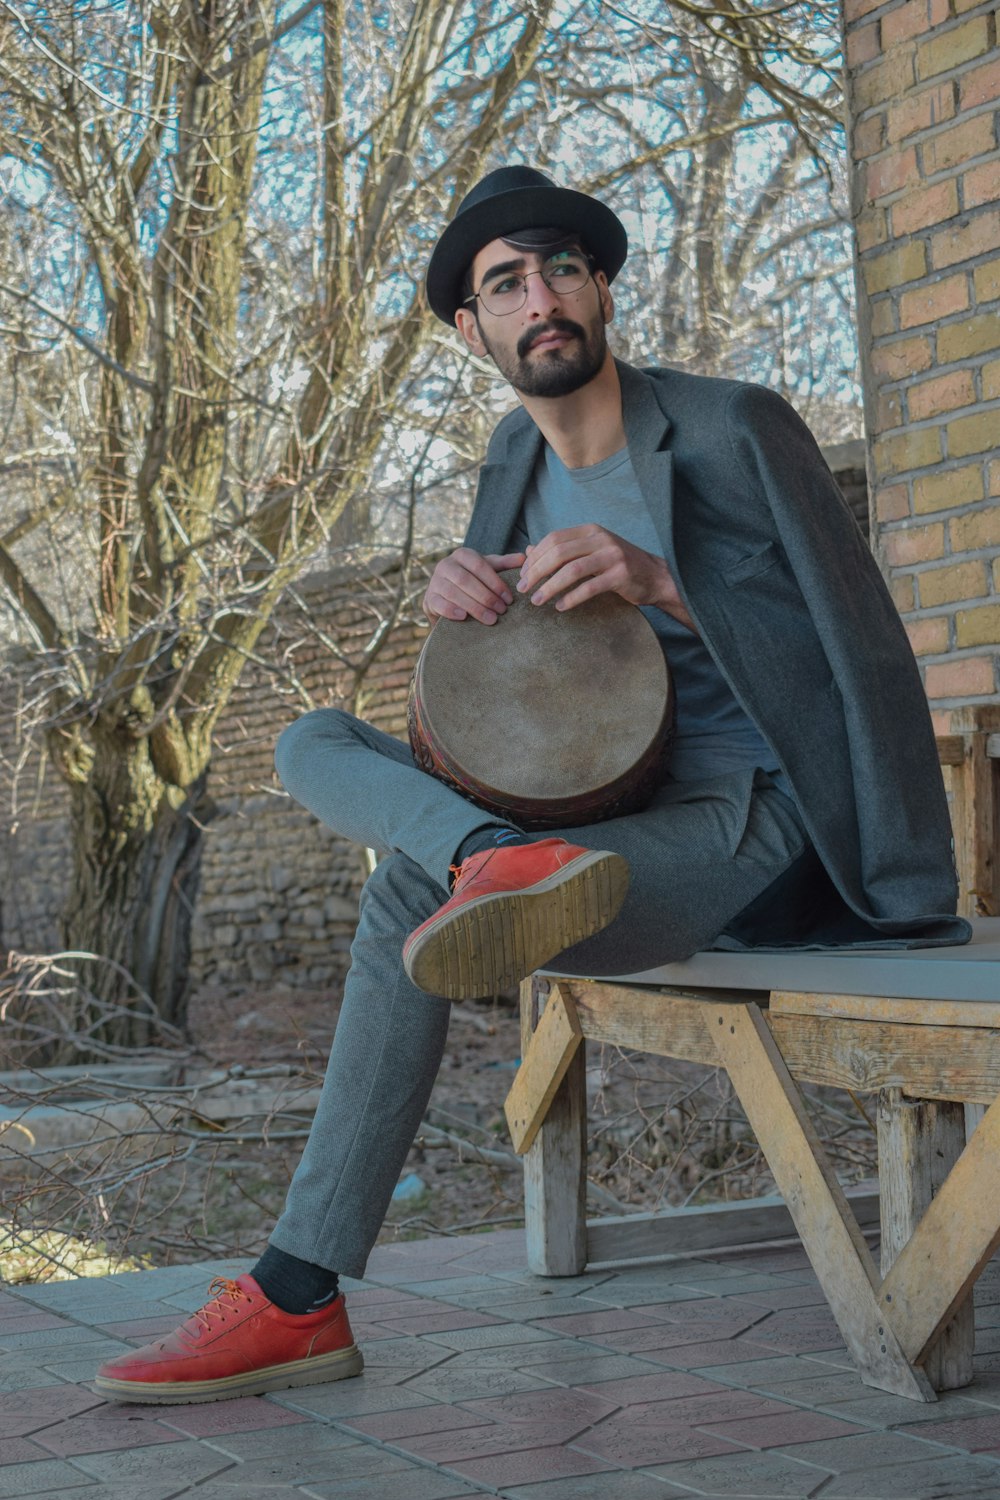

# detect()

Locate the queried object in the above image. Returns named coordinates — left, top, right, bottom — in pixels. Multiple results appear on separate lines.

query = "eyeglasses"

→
left=464, top=251, right=595, bottom=316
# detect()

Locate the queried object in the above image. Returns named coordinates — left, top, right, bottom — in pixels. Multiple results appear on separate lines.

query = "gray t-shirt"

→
left=510, top=443, right=786, bottom=788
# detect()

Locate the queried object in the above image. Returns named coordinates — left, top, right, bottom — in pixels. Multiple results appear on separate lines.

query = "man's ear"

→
left=455, top=306, right=487, bottom=357
left=595, top=271, right=614, bottom=325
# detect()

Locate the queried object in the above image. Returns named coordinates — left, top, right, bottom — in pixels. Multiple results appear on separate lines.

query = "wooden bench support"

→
left=878, top=1088, right=1000, bottom=1369
left=520, top=979, right=587, bottom=1276
left=713, top=1003, right=933, bottom=1401
left=877, top=1090, right=974, bottom=1390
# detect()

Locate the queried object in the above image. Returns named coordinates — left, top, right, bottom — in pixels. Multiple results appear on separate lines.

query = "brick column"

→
left=844, top=0, right=1000, bottom=729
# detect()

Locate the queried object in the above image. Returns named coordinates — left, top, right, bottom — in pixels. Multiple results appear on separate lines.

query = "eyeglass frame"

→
left=461, top=250, right=598, bottom=317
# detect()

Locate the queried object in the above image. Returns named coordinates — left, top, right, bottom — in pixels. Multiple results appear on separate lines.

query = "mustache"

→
left=517, top=319, right=584, bottom=359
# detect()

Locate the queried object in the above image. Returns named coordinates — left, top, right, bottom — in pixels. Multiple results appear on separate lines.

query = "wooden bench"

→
left=504, top=710, right=1000, bottom=1403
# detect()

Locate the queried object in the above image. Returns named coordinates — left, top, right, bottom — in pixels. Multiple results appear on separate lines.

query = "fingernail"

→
left=531, top=591, right=544, bottom=604
left=502, top=591, right=513, bottom=605
left=516, top=577, right=528, bottom=592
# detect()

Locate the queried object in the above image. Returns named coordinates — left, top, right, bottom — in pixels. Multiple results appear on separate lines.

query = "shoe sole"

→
left=93, top=1343, right=363, bottom=1404
left=404, top=849, right=629, bottom=1000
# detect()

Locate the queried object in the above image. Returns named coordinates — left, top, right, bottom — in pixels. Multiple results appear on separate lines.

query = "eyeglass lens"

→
left=480, top=253, right=591, bottom=314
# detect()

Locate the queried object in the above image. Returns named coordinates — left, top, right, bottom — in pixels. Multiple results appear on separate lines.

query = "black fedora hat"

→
left=426, top=165, right=628, bottom=325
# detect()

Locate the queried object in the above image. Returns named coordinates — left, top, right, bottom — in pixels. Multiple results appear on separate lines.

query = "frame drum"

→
left=408, top=570, right=675, bottom=830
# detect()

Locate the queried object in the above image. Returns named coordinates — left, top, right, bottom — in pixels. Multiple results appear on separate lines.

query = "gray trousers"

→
left=268, top=708, right=808, bottom=1276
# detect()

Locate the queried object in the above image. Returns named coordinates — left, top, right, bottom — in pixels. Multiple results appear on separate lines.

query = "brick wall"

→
left=845, top=0, right=1000, bottom=728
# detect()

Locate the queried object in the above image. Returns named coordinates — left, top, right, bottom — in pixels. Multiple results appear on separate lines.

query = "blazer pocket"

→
left=723, top=541, right=780, bottom=587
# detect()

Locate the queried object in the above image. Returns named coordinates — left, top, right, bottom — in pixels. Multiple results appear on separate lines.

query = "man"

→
left=96, top=166, right=967, bottom=1405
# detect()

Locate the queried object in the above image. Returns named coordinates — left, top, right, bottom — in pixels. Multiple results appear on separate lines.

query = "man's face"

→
left=454, top=237, right=613, bottom=398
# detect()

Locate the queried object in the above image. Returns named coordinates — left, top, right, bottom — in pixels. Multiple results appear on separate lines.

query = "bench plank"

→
left=770, top=991, right=1000, bottom=1029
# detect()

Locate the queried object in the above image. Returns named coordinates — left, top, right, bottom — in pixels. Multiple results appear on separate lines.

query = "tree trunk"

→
left=60, top=727, right=214, bottom=1054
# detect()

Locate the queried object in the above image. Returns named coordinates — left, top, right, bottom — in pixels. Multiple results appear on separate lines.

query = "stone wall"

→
left=844, top=0, right=1000, bottom=728
left=0, top=449, right=867, bottom=997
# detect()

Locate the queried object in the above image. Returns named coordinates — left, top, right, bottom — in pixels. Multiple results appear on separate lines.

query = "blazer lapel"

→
left=463, top=418, right=542, bottom=556
left=617, top=361, right=676, bottom=564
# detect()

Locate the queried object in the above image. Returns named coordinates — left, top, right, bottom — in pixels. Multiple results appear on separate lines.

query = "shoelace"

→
left=191, top=1277, right=249, bottom=1333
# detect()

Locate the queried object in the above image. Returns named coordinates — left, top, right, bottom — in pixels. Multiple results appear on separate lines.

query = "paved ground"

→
left=5, top=1229, right=1000, bottom=1498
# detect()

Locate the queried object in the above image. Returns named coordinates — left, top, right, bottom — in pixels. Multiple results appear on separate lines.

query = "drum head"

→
left=413, top=571, right=671, bottom=815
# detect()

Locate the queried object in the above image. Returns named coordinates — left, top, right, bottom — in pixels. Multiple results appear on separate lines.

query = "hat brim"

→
left=426, top=184, right=627, bottom=325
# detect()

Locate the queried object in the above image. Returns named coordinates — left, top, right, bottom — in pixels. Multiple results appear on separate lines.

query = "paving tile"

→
left=2, top=1486, right=184, bottom=1500
left=0, top=1456, right=102, bottom=1497
left=212, top=1425, right=364, bottom=1464
left=418, top=1338, right=591, bottom=1369
left=824, top=1392, right=989, bottom=1429
left=458, top=1385, right=619, bottom=1430
left=155, top=1394, right=309, bottom=1438
left=273, top=1378, right=439, bottom=1420
left=646, top=1295, right=770, bottom=1327
left=502, top=1473, right=689, bottom=1500
left=182, top=1442, right=413, bottom=1486
left=419, top=1323, right=558, bottom=1351
left=397, top=1419, right=569, bottom=1463
left=68, top=1436, right=236, bottom=1485
left=652, top=1449, right=833, bottom=1496
left=371, top=1309, right=505, bottom=1337
left=31, top=1404, right=188, bottom=1456
left=402, top=1367, right=556, bottom=1402
left=818, top=1453, right=1000, bottom=1497
left=738, top=1284, right=831, bottom=1312
left=962, top=1375, right=1000, bottom=1410
left=586, top=1323, right=766, bottom=1355
left=0, top=1311, right=72, bottom=1334
left=0, top=1361, right=65, bottom=1394
left=355, top=1335, right=452, bottom=1380
left=0, top=1325, right=117, bottom=1351
left=34, top=1349, right=131, bottom=1383
left=444, top=1440, right=617, bottom=1487
left=0, top=1437, right=52, bottom=1463
left=520, top=1353, right=678, bottom=1386
left=0, top=1383, right=104, bottom=1436
left=703, top=1410, right=863, bottom=1449
left=529, top=1307, right=676, bottom=1338
left=301, top=1467, right=480, bottom=1499
left=573, top=1415, right=747, bottom=1469
left=745, top=1372, right=867, bottom=1406
left=576, top=1370, right=726, bottom=1405
left=342, top=1403, right=489, bottom=1442
left=772, top=1429, right=952, bottom=1472
left=399, top=1275, right=506, bottom=1298
left=624, top=1391, right=792, bottom=1427
left=740, top=1312, right=845, bottom=1355
left=91, top=1316, right=181, bottom=1340
left=640, top=1338, right=786, bottom=1371
left=696, top=1355, right=845, bottom=1388
left=895, top=1410, right=1000, bottom=1451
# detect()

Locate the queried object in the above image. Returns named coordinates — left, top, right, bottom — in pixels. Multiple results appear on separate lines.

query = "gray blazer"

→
left=464, top=359, right=969, bottom=945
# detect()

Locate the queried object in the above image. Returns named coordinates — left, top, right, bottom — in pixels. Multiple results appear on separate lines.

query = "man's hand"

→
left=516, top=525, right=696, bottom=633
left=423, top=548, right=527, bottom=626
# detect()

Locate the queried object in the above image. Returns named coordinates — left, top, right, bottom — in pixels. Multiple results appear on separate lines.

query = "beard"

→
left=480, top=315, right=608, bottom=398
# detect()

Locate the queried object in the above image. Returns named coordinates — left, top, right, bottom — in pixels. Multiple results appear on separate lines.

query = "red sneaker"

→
left=94, top=1274, right=362, bottom=1404
left=402, top=838, right=629, bottom=1000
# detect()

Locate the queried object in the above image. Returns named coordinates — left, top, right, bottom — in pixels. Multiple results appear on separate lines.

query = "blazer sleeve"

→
left=723, top=381, right=958, bottom=919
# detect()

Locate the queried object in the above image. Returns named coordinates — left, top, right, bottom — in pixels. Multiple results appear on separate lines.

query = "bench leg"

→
left=715, top=1003, right=934, bottom=1400
left=877, top=1090, right=975, bottom=1390
left=521, top=978, right=588, bottom=1276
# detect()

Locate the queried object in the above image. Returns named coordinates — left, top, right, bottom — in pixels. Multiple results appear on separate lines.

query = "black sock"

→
left=454, top=824, right=530, bottom=867
left=251, top=1245, right=340, bottom=1315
